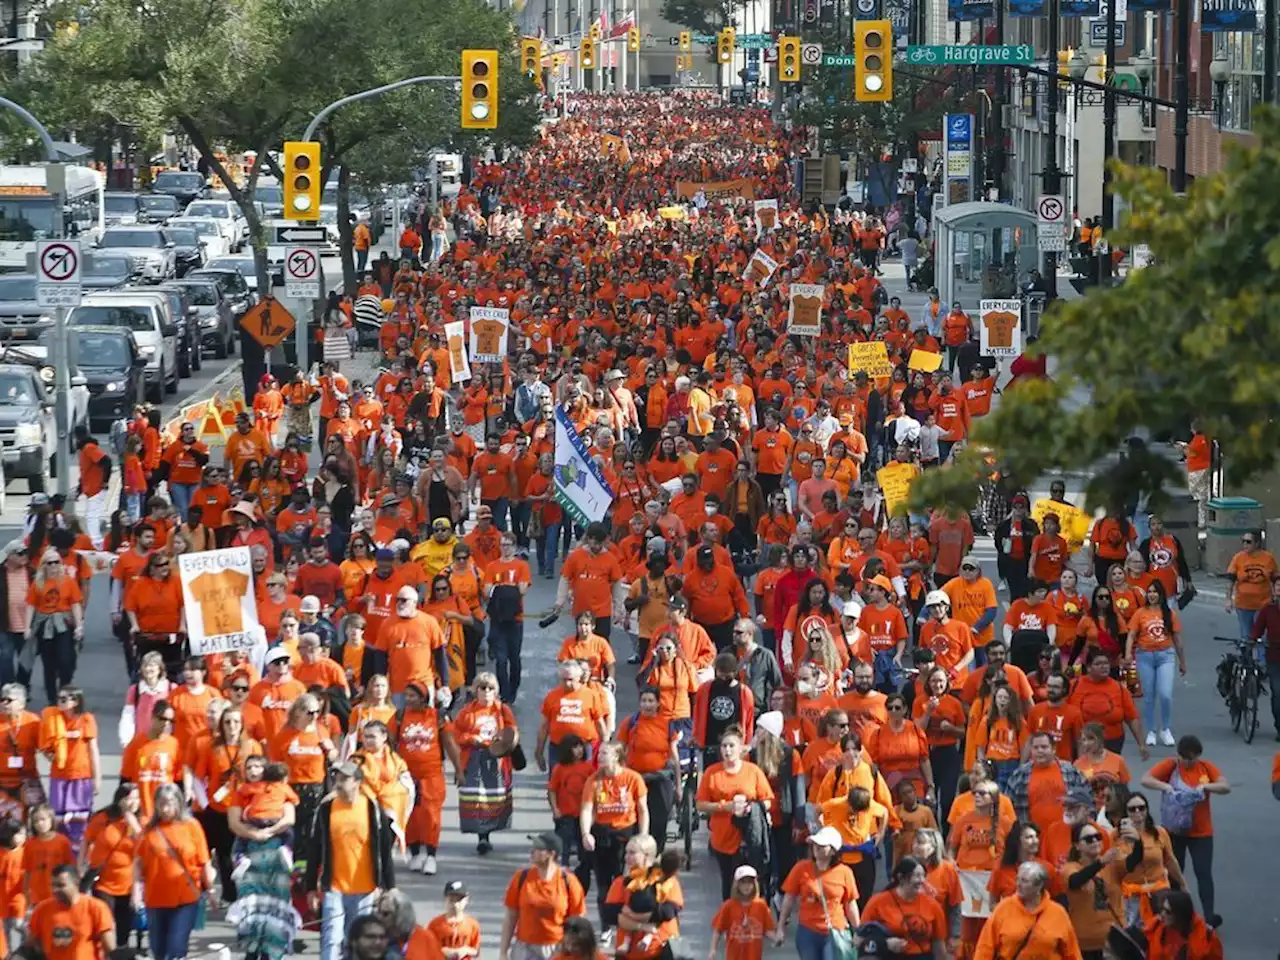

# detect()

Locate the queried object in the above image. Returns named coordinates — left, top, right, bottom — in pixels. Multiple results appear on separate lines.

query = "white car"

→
left=317, top=205, right=341, bottom=253
left=0, top=345, right=91, bottom=429
left=167, top=217, right=231, bottom=260
left=94, top=227, right=176, bottom=283
left=203, top=255, right=261, bottom=295
left=183, top=199, right=248, bottom=250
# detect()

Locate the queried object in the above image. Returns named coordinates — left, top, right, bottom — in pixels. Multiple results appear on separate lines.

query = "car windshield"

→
left=205, top=258, right=254, bottom=278
left=170, top=220, right=218, bottom=238
left=99, top=230, right=164, bottom=249
left=71, top=305, right=154, bottom=333
left=255, top=185, right=283, bottom=203
left=105, top=195, right=138, bottom=214
left=0, top=373, right=37, bottom=404
left=73, top=333, right=131, bottom=366
left=318, top=208, right=337, bottom=225
left=138, top=195, right=178, bottom=213
left=165, top=228, right=199, bottom=246
left=186, top=202, right=227, bottom=218
left=83, top=256, right=131, bottom=279
left=180, top=284, right=217, bottom=306
left=154, top=173, right=203, bottom=191
left=0, top=277, right=37, bottom=301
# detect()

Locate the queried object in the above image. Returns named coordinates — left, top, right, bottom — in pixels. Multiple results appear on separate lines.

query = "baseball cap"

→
left=960, top=556, right=981, bottom=571
left=334, top=761, right=363, bottom=780
left=28, top=493, right=49, bottom=507
left=2, top=540, right=26, bottom=558
left=733, top=865, right=758, bottom=882
left=433, top=518, right=453, bottom=530
left=264, top=647, right=292, bottom=666
left=809, top=826, right=843, bottom=849
left=300, top=595, right=321, bottom=614
left=443, top=881, right=469, bottom=899
left=375, top=548, right=396, bottom=561
left=528, top=832, right=564, bottom=856
left=867, top=574, right=894, bottom=594
left=668, top=596, right=689, bottom=613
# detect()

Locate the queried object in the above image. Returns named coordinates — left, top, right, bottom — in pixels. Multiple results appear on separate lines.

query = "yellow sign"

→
left=657, top=206, right=687, bottom=221
left=877, top=462, right=917, bottom=517
left=675, top=178, right=756, bottom=202
left=1032, top=497, right=1093, bottom=551
left=908, top=349, right=943, bottom=373
left=848, top=342, right=893, bottom=378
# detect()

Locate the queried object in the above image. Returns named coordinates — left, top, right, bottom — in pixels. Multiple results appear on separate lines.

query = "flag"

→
left=553, top=406, right=614, bottom=526
left=609, top=11, right=635, bottom=38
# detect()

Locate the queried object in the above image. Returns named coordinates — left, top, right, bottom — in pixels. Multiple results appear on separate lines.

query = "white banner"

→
left=788, top=283, right=825, bottom=337
left=179, top=547, right=264, bottom=656
left=469, top=306, right=510, bottom=364
left=753, top=198, right=779, bottom=233
left=444, top=320, right=471, bottom=384
left=979, top=299, right=1023, bottom=358
left=744, top=248, right=779, bottom=286
left=553, top=406, right=615, bottom=526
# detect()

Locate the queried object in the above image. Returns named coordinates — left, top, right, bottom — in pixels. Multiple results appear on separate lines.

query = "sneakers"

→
left=1160, top=729, right=1176, bottom=746
left=1145, top=731, right=1157, bottom=747
left=423, top=854, right=438, bottom=875
left=230, top=857, right=251, bottom=883
left=279, top=847, right=294, bottom=873
left=407, top=852, right=426, bottom=872
left=477, top=837, right=492, bottom=855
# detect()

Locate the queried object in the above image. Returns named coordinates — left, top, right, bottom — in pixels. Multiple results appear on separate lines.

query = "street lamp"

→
left=1069, top=51, right=1090, bottom=81
left=1131, top=51, right=1155, bottom=127
left=1209, top=50, right=1231, bottom=128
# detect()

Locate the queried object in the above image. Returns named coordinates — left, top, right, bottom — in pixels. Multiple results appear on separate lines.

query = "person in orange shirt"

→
left=25, top=549, right=85, bottom=706
left=469, top=433, right=517, bottom=531
left=695, top=728, right=774, bottom=901
left=120, top=700, right=182, bottom=818
left=578, top=742, right=649, bottom=911
left=40, top=686, right=99, bottom=855
left=423, top=880, right=482, bottom=960
left=482, top=532, right=532, bottom=702
left=710, top=864, right=775, bottom=960
left=775, top=827, right=861, bottom=948
left=224, top=412, right=273, bottom=480
left=1125, top=582, right=1185, bottom=750
left=22, top=802, right=74, bottom=909
left=973, top=686, right=1029, bottom=790
left=160, top=422, right=210, bottom=522
left=26, top=863, right=116, bottom=960
left=381, top=586, right=448, bottom=701
left=79, top=782, right=143, bottom=945
left=536, top=661, right=610, bottom=770
left=554, top=525, right=624, bottom=640
left=135, top=784, right=215, bottom=959
left=1028, top=673, right=1084, bottom=761
left=943, top=557, right=999, bottom=664
left=498, top=832, right=588, bottom=958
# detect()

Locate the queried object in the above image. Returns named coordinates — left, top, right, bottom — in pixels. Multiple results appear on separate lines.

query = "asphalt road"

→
left=4, top=259, right=1277, bottom=956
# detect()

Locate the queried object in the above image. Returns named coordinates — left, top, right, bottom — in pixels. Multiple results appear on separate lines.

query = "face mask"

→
left=705, top=504, right=718, bottom=516
left=796, top=681, right=815, bottom=697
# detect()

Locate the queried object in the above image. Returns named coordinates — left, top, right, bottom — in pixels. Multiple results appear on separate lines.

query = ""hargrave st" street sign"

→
left=906, top=44, right=1034, bottom=65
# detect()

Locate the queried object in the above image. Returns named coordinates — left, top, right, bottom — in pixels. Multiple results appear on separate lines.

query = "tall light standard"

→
left=1131, top=50, right=1155, bottom=128
left=1209, top=50, right=1231, bottom=128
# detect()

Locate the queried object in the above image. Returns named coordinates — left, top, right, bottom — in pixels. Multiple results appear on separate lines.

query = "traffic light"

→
left=678, top=30, right=691, bottom=52
left=778, top=35, right=801, bottom=82
left=521, top=38, right=543, bottom=90
left=580, top=35, right=596, bottom=69
left=282, top=141, right=320, bottom=220
left=589, top=22, right=601, bottom=41
left=853, top=20, right=893, bottom=102
left=676, top=54, right=688, bottom=71
left=627, top=25, right=641, bottom=53
left=717, top=27, right=736, bottom=64
left=461, top=49, right=498, bottom=129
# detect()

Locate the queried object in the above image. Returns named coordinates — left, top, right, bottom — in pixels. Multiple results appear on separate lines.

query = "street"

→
left=9, top=259, right=1276, bottom=957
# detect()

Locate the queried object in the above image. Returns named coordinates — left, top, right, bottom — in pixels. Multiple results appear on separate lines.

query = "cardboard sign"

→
left=179, top=547, right=263, bottom=656
left=848, top=341, right=894, bottom=378
left=908, top=349, right=944, bottom=373
left=469, top=307, right=509, bottom=364
left=601, top=133, right=632, bottom=163
left=239, top=298, right=296, bottom=349
left=658, top=206, right=688, bottom=221
left=788, top=283, right=824, bottom=336
left=675, top=178, right=756, bottom=202
left=1032, top=497, right=1093, bottom=551
left=979, top=299, right=1023, bottom=357
left=445, top=320, right=471, bottom=384
left=754, top=199, right=779, bottom=232
left=745, top=248, right=779, bottom=285
left=877, top=461, right=918, bottom=517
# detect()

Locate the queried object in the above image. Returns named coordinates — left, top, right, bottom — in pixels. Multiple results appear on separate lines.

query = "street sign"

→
left=35, top=240, right=82, bottom=308
left=239, top=298, right=297, bottom=349
left=1037, top=194, right=1067, bottom=251
left=855, top=0, right=879, bottom=13
left=273, top=225, right=328, bottom=245
left=802, top=43, right=824, bottom=65
left=691, top=32, right=772, bottom=48
left=764, top=47, right=778, bottom=63
left=284, top=246, right=321, bottom=299
left=823, top=54, right=855, bottom=67
left=1089, top=20, right=1125, bottom=45
left=906, top=44, right=1034, bottom=65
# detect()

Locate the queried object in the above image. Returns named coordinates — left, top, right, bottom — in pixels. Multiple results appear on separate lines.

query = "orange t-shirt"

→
left=560, top=548, right=623, bottom=619
left=696, top=761, right=774, bottom=854
left=119, top=734, right=181, bottom=817
left=710, top=897, right=776, bottom=960
left=270, top=726, right=330, bottom=784
left=1128, top=607, right=1180, bottom=654
left=424, top=915, right=481, bottom=958
left=780, top=860, right=859, bottom=933
left=861, top=889, right=947, bottom=955
left=328, top=796, right=376, bottom=894
left=1146, top=758, right=1222, bottom=837
left=47, top=710, right=97, bottom=780
left=382, top=612, right=446, bottom=694
left=26, top=576, right=83, bottom=615
left=22, top=832, right=73, bottom=904
left=28, top=892, right=114, bottom=960
left=583, top=767, right=648, bottom=829
left=548, top=759, right=594, bottom=818
left=502, top=865, right=587, bottom=947
left=541, top=686, right=607, bottom=745
left=943, top=576, right=998, bottom=647
left=82, top=812, right=139, bottom=897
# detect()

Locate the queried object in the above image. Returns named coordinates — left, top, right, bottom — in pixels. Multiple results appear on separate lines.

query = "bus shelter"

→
left=933, top=202, right=1039, bottom=308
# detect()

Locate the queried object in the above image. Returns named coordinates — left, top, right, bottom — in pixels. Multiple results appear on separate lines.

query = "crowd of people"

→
left=0, top=89, right=1266, bottom=960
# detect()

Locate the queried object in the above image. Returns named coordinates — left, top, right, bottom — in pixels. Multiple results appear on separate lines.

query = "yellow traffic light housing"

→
left=282, top=141, right=320, bottom=221
left=521, top=38, right=543, bottom=90
left=627, top=25, right=641, bottom=53
left=717, top=27, right=736, bottom=64
left=778, top=35, right=801, bottom=82
left=580, top=36, right=596, bottom=69
left=678, top=30, right=691, bottom=52
left=589, top=22, right=601, bottom=41
left=461, top=49, right=498, bottom=129
left=854, top=20, right=893, bottom=102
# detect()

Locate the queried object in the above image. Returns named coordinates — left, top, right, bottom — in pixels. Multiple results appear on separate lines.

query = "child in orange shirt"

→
left=710, top=864, right=775, bottom=960
left=122, top=435, right=148, bottom=523
left=892, top=780, right=939, bottom=864
left=229, top=758, right=298, bottom=879
left=21, top=803, right=72, bottom=908
left=546, top=735, right=594, bottom=876
left=425, top=881, right=482, bottom=959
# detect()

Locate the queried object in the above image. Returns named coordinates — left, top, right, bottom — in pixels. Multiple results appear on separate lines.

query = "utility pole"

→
left=1101, top=0, right=1117, bottom=283
left=1042, top=0, right=1061, bottom=299
left=1266, top=0, right=1277, bottom=103
left=992, top=0, right=1006, bottom=197
left=1173, top=0, right=1190, bottom=191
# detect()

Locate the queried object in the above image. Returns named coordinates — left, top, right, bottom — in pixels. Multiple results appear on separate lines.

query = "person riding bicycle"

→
left=693, top=652, right=757, bottom=774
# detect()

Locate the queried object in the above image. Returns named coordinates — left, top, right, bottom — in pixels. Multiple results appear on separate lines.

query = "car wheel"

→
left=165, top=363, right=178, bottom=394
left=147, top=374, right=163, bottom=404
left=214, top=333, right=228, bottom=359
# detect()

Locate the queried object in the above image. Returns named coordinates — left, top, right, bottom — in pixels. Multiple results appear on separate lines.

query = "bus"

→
left=0, top=164, right=106, bottom=273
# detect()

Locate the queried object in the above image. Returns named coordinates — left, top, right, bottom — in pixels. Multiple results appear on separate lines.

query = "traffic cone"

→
left=229, top=386, right=247, bottom=417
left=198, top=395, right=227, bottom=445
left=220, top=394, right=237, bottom=429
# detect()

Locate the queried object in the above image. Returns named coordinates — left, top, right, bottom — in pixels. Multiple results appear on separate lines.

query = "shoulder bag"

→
left=814, top=865, right=858, bottom=960
left=152, top=823, right=209, bottom=930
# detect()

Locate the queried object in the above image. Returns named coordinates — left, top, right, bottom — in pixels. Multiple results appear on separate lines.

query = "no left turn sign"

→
left=284, top=246, right=321, bottom=299
left=35, top=239, right=82, bottom=308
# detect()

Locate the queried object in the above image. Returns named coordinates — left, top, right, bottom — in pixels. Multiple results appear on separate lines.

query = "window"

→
left=1214, top=31, right=1264, bottom=131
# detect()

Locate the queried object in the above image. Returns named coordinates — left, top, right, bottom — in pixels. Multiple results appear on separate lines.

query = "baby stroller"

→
left=908, top=255, right=935, bottom=292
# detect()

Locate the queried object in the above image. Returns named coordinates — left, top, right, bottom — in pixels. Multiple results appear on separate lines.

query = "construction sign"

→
left=239, top=298, right=297, bottom=349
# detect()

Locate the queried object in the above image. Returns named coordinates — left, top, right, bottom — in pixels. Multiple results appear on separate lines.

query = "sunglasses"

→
left=56, top=695, right=76, bottom=703
left=231, top=685, right=249, bottom=693
left=833, top=721, right=850, bottom=729
left=1243, top=538, right=1255, bottom=544
left=476, top=684, right=497, bottom=691
left=1127, top=804, right=1148, bottom=813
left=888, top=703, right=907, bottom=712
left=1079, top=834, right=1102, bottom=843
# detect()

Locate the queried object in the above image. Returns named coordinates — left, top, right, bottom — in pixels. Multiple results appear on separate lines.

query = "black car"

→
left=81, top=253, right=136, bottom=290
left=186, top=267, right=253, bottom=316
left=162, top=226, right=205, bottom=277
left=153, top=283, right=202, bottom=377
left=49, top=327, right=145, bottom=427
left=151, top=171, right=208, bottom=207
left=136, top=194, right=180, bottom=224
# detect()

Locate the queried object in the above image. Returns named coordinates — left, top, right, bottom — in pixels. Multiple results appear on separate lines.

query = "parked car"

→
left=204, top=255, right=261, bottom=296
left=252, top=182, right=285, bottom=218
left=103, top=192, right=141, bottom=227
left=0, top=343, right=91, bottom=434
left=94, top=227, right=176, bottom=283
left=136, top=193, right=181, bottom=224
left=151, top=170, right=209, bottom=207
left=152, top=284, right=202, bottom=377
left=48, top=327, right=146, bottom=428
left=183, top=199, right=247, bottom=250
left=0, top=360, right=91, bottom=492
left=186, top=267, right=253, bottom=318
left=69, top=292, right=179, bottom=402
left=82, top=253, right=137, bottom=290
left=0, top=275, right=53, bottom=343
left=156, top=224, right=205, bottom=277
left=167, top=277, right=234, bottom=359
left=166, top=217, right=229, bottom=262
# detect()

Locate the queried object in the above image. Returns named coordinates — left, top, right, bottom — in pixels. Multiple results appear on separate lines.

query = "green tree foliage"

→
left=909, top=108, right=1280, bottom=517
left=660, top=0, right=740, bottom=32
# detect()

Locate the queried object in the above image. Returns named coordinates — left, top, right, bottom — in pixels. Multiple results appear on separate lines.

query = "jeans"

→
left=356, top=248, right=368, bottom=274
left=1136, top=647, right=1176, bottom=733
left=39, top=630, right=77, bottom=706
left=795, top=925, right=836, bottom=960
left=430, top=235, right=446, bottom=262
left=1268, top=661, right=1280, bottom=733
left=321, top=889, right=377, bottom=960
left=481, top=497, right=509, bottom=531
left=642, top=773, right=676, bottom=852
left=488, top=619, right=524, bottom=702
left=1170, top=834, right=1216, bottom=921
left=0, top=632, right=21, bottom=687
left=169, top=482, right=197, bottom=521
left=1237, top=607, right=1260, bottom=642
left=147, top=901, right=201, bottom=960
left=124, top=492, right=144, bottom=524
left=95, top=892, right=137, bottom=949
left=537, top=522, right=561, bottom=576
left=511, top=501, right=532, bottom=548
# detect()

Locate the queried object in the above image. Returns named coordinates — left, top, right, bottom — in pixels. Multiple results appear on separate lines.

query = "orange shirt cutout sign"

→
left=178, top=546, right=263, bottom=656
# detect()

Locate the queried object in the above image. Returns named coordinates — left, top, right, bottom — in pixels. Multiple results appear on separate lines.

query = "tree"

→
left=909, top=108, right=1280, bottom=517
left=660, top=0, right=740, bottom=32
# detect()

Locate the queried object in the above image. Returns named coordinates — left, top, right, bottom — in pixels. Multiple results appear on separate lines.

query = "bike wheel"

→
left=681, top=777, right=695, bottom=867
left=1243, top=672, right=1260, bottom=743
left=1230, top=672, right=1244, bottom=731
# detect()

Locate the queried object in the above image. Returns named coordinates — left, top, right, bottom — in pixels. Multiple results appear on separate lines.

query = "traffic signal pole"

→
left=302, top=76, right=462, bottom=142
left=1042, top=0, right=1061, bottom=300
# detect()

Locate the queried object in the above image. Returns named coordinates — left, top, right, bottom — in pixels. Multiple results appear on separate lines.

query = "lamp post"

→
left=1209, top=50, right=1230, bottom=128
left=1131, top=50, right=1155, bottom=127
left=1042, top=0, right=1063, bottom=300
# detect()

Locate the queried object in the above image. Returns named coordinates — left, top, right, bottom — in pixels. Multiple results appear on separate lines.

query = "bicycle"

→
left=674, top=760, right=699, bottom=867
left=1214, top=636, right=1268, bottom=743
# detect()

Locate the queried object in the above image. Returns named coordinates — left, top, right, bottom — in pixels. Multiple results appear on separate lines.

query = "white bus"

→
left=0, top=164, right=106, bottom=273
